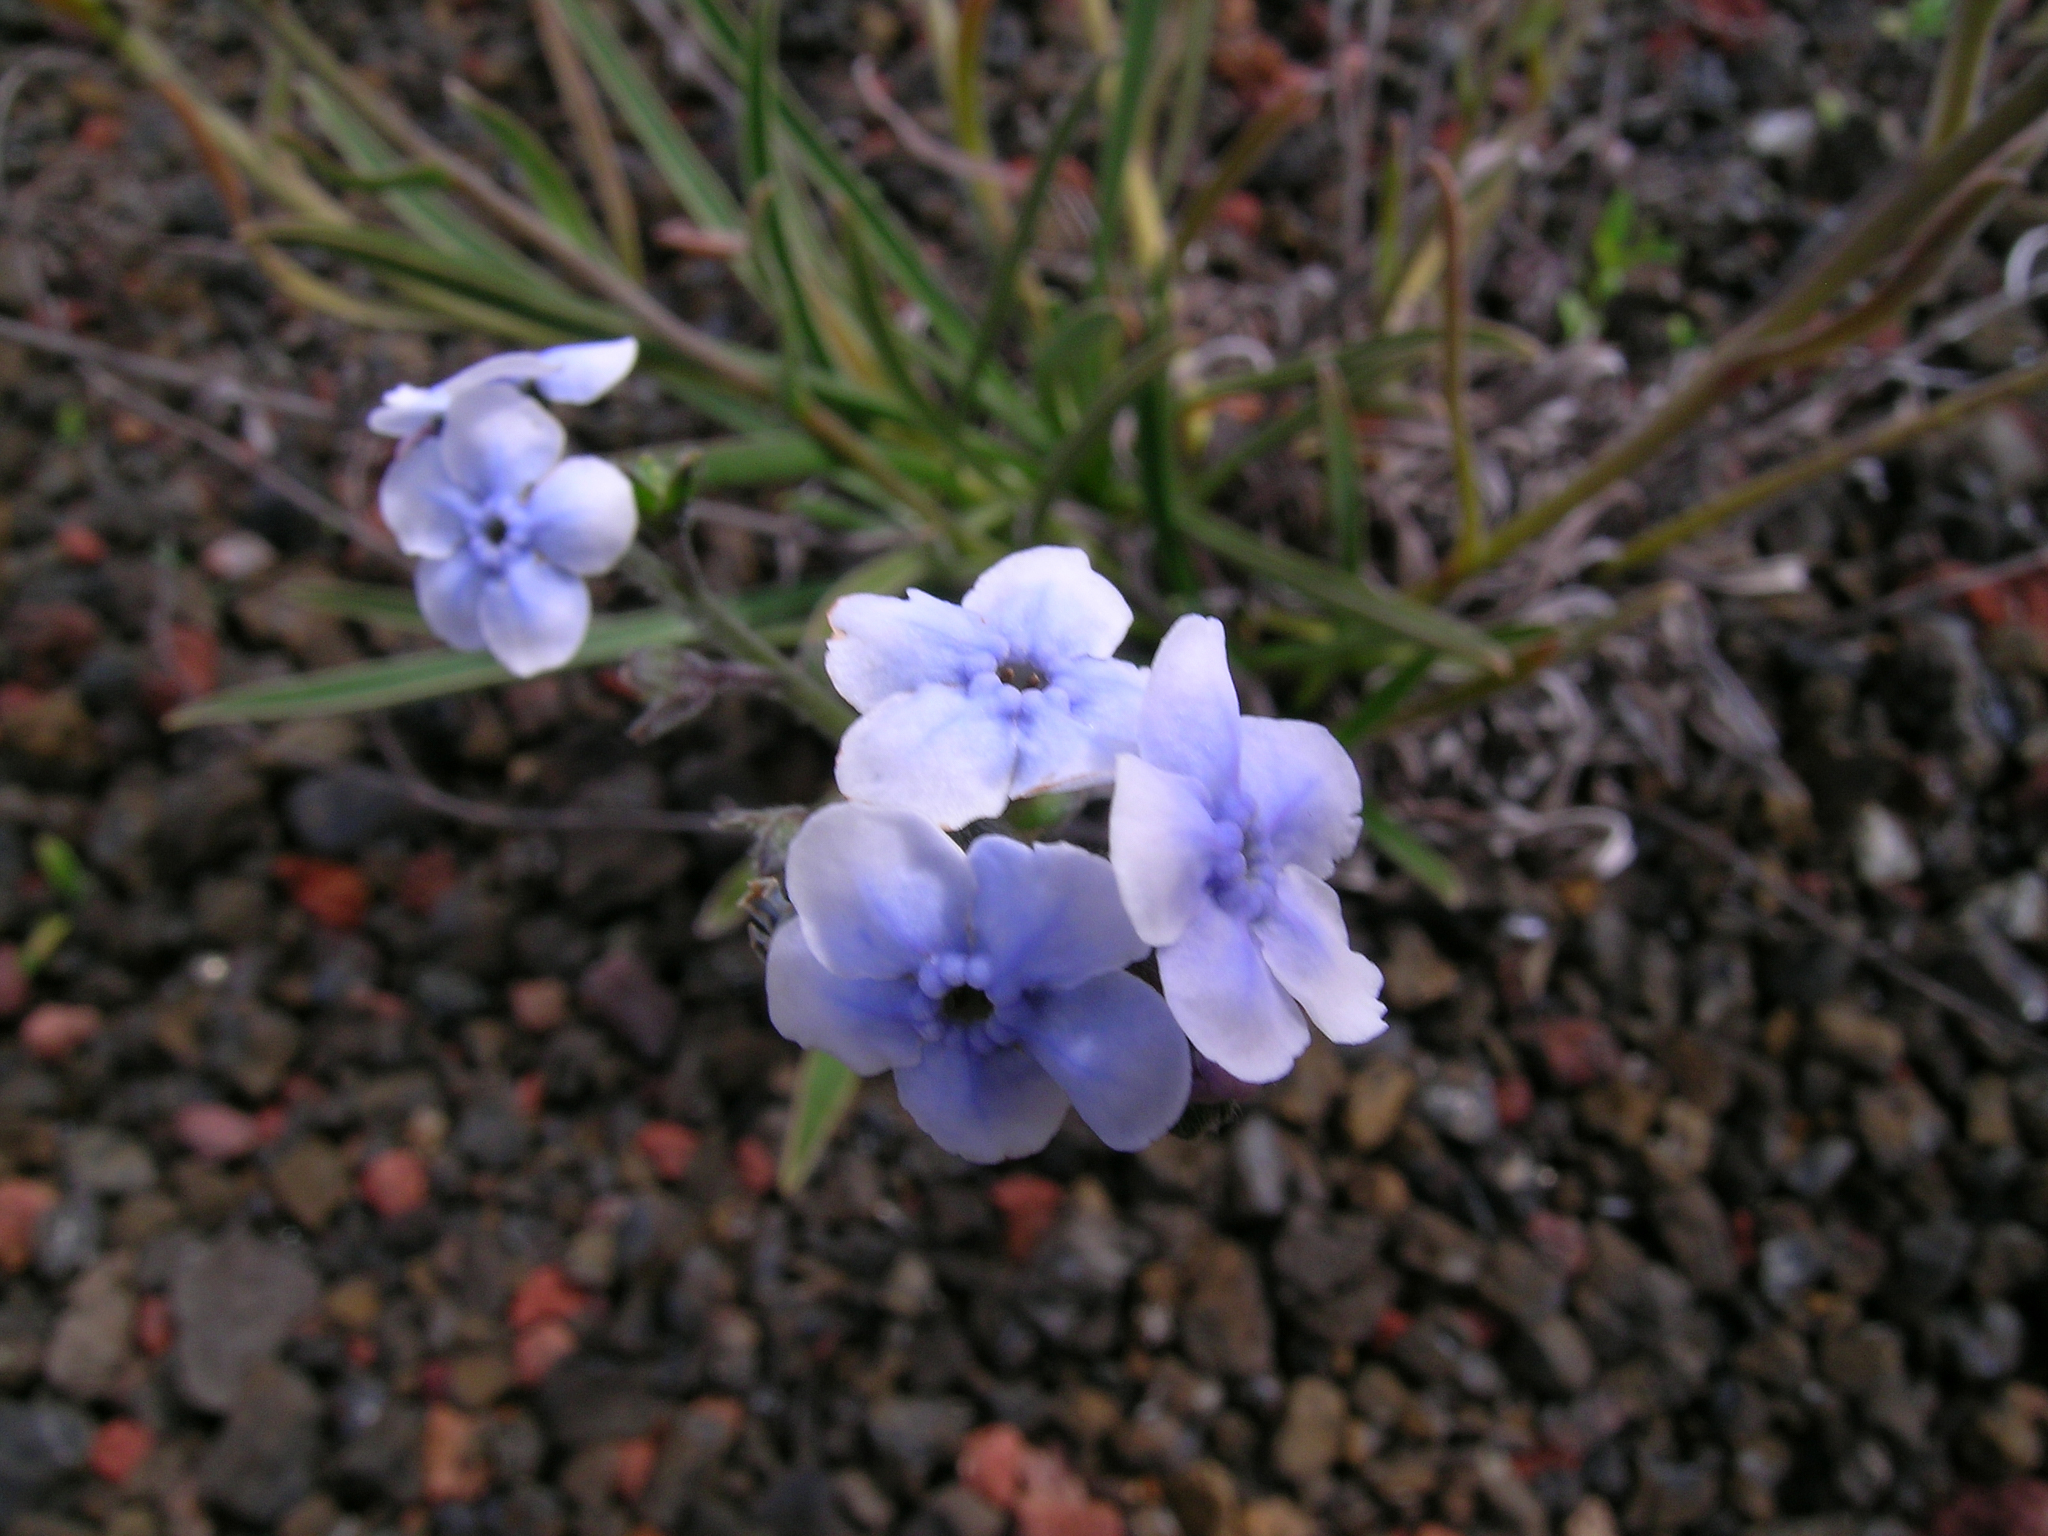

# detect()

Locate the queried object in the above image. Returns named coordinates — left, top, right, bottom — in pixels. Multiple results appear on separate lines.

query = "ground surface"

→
left=3, top=3, right=2048, bottom=1536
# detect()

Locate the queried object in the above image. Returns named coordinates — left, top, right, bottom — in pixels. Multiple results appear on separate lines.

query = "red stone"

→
left=733, top=1136, right=776, bottom=1196
left=989, top=1174, right=1064, bottom=1263
left=54, top=522, right=107, bottom=565
left=1370, top=1307, right=1412, bottom=1350
left=359, top=1148, right=430, bottom=1219
left=421, top=1403, right=489, bottom=1504
left=634, top=1121, right=701, bottom=1182
left=1015, top=1499, right=1124, bottom=1536
left=134, top=1293, right=173, bottom=1357
left=0, top=1180, right=57, bottom=1273
left=1526, top=1210, right=1589, bottom=1275
left=0, top=946, right=25, bottom=1019
left=1214, top=191, right=1264, bottom=241
left=175, top=1103, right=260, bottom=1162
left=613, top=1435, right=659, bottom=1503
left=347, top=1334, right=379, bottom=1369
left=1494, top=1075, right=1534, bottom=1127
left=514, top=1073, right=545, bottom=1119
left=398, top=847, right=461, bottom=916
left=510, top=977, right=570, bottom=1032
left=513, top=1320, right=578, bottom=1385
left=959, top=1422, right=1028, bottom=1509
left=1932, top=1481, right=2048, bottom=1536
left=1526, top=1018, right=1621, bottom=1089
left=273, top=855, right=371, bottom=930
left=20, top=1002, right=100, bottom=1061
left=166, top=625, right=218, bottom=699
left=509, top=1265, right=590, bottom=1331
left=89, top=1420, right=154, bottom=1484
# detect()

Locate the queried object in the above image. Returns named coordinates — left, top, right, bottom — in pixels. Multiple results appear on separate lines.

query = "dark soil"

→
left=4, top=3, right=2048, bottom=1536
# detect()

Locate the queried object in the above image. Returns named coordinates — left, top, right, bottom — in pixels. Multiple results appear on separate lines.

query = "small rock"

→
left=0, top=948, right=25, bottom=1019
left=1395, top=1208, right=1484, bottom=1285
left=87, top=1419, right=153, bottom=1485
left=1653, top=1182, right=1739, bottom=1294
left=1785, top=1135, right=1858, bottom=1198
left=1343, top=1061, right=1415, bottom=1151
left=34, top=1196, right=98, bottom=1280
left=1242, top=1499, right=1315, bottom=1536
left=509, top=1266, right=590, bottom=1330
left=1231, top=1115, right=1289, bottom=1217
left=578, top=948, right=679, bottom=1062
left=1857, top=1078, right=1951, bottom=1172
left=1180, top=1238, right=1274, bottom=1377
left=197, top=1361, right=322, bottom=1523
left=868, top=1396, right=976, bottom=1488
left=513, top=1319, right=578, bottom=1386
left=0, top=1181, right=58, bottom=1273
left=1852, top=803, right=1922, bottom=886
left=835, top=1467, right=897, bottom=1530
left=1418, top=1064, right=1499, bottom=1144
left=1746, top=106, right=1817, bottom=159
left=421, top=1402, right=489, bottom=1504
left=1969, top=1075, right=2018, bottom=1148
left=447, top=1349, right=514, bottom=1410
left=1270, top=1377, right=1346, bottom=1485
left=269, top=1138, right=350, bottom=1231
left=1564, top=1495, right=1621, bottom=1536
left=200, top=530, right=278, bottom=581
left=1525, top=1017, right=1621, bottom=1088
left=633, top=1120, right=700, bottom=1181
left=509, top=977, right=571, bottom=1032
left=1267, top=1037, right=1345, bottom=1128
left=990, top=1174, right=1064, bottom=1263
left=1382, top=924, right=1460, bottom=1010
left=0, top=1399, right=92, bottom=1517
left=880, top=1251, right=939, bottom=1318
left=1523, top=1313, right=1597, bottom=1395
left=170, top=1229, right=321, bottom=1412
left=1644, top=1099, right=1715, bottom=1183
left=63, top=1127, right=155, bottom=1197
left=42, top=1257, right=134, bottom=1401
left=174, top=1102, right=260, bottom=1162
left=285, top=771, right=411, bottom=855
left=930, top=1483, right=1009, bottom=1536
left=1165, top=1461, right=1240, bottom=1536
left=358, top=1147, right=430, bottom=1219
left=1813, top=998, right=1905, bottom=1074
left=19, top=1003, right=99, bottom=1062
left=959, top=1423, right=1028, bottom=1508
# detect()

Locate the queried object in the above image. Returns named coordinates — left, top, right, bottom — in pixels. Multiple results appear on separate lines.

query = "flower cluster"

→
left=766, top=546, right=1387, bottom=1163
left=372, top=339, right=640, bottom=678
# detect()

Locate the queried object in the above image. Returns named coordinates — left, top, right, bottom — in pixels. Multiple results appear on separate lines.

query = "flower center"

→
left=996, top=658, right=1048, bottom=691
left=482, top=514, right=510, bottom=544
left=1207, top=815, right=1278, bottom=922
left=938, top=985, right=996, bottom=1025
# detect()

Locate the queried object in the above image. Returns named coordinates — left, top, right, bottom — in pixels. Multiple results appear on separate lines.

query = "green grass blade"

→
left=1177, top=505, right=1512, bottom=673
left=168, top=608, right=702, bottom=728
left=955, top=62, right=1100, bottom=406
left=1336, top=649, right=1433, bottom=743
left=1094, top=0, right=1162, bottom=270
left=1031, top=299, right=1120, bottom=432
left=446, top=77, right=611, bottom=261
left=286, top=578, right=432, bottom=630
left=777, top=1048, right=862, bottom=1195
left=1027, top=328, right=1181, bottom=529
left=1135, top=368, right=1189, bottom=589
left=1316, top=354, right=1361, bottom=570
left=1361, top=797, right=1466, bottom=908
left=547, top=0, right=744, bottom=234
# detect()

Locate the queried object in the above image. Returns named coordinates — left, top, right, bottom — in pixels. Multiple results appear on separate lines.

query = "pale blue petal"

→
left=764, top=922, right=928, bottom=1074
left=1055, top=656, right=1147, bottom=755
left=440, top=383, right=565, bottom=500
left=834, top=685, right=1018, bottom=830
left=893, top=1035, right=1070, bottom=1163
left=1238, top=717, right=1363, bottom=879
left=1010, top=692, right=1113, bottom=798
left=477, top=554, right=591, bottom=677
left=377, top=436, right=467, bottom=558
left=526, top=456, right=638, bottom=575
left=824, top=589, right=998, bottom=711
left=967, top=837, right=1146, bottom=995
left=415, top=554, right=487, bottom=652
left=367, top=383, right=450, bottom=438
left=1138, top=615, right=1241, bottom=801
left=1017, top=972, right=1189, bottom=1151
left=1109, top=754, right=1219, bottom=947
left=1254, top=867, right=1387, bottom=1045
left=962, top=545, right=1132, bottom=660
left=534, top=338, right=639, bottom=404
left=785, top=803, right=974, bottom=980
left=1157, top=897, right=1309, bottom=1084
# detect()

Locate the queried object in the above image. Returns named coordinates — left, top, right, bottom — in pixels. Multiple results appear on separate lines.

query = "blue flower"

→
left=367, top=338, right=639, bottom=438
left=377, top=382, right=636, bottom=677
left=825, top=546, right=1148, bottom=829
left=765, top=804, right=1191, bottom=1163
left=1109, top=615, right=1386, bottom=1083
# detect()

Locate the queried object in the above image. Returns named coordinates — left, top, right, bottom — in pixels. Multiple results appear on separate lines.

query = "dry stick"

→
left=1336, top=0, right=1394, bottom=308
left=1824, top=541, right=2048, bottom=633
left=369, top=720, right=726, bottom=832
left=1640, top=803, right=2044, bottom=1064
left=533, top=0, right=644, bottom=279
left=1596, top=353, right=2048, bottom=577
left=1424, top=154, right=1484, bottom=573
left=0, top=314, right=334, bottom=418
left=81, top=367, right=394, bottom=555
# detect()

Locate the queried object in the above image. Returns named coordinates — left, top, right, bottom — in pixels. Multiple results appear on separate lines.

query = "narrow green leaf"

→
left=287, top=579, right=432, bottom=630
left=17, top=914, right=71, bottom=977
left=777, top=1048, right=862, bottom=1195
left=1031, top=299, right=1121, bottom=432
left=693, top=852, right=763, bottom=940
left=32, top=833, right=89, bottom=903
left=1316, top=354, right=1361, bottom=570
left=1360, top=798, right=1467, bottom=908
left=1336, top=649, right=1433, bottom=743
left=1135, top=368, right=1189, bottom=589
left=1028, top=328, right=1181, bottom=529
left=1177, top=505, right=1513, bottom=673
left=1094, top=0, right=1162, bottom=269
left=446, top=77, right=611, bottom=261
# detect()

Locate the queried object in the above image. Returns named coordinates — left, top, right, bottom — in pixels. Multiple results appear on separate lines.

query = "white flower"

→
left=367, top=337, right=639, bottom=438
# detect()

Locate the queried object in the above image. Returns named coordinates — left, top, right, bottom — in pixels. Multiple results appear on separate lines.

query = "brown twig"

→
left=0, top=314, right=335, bottom=418
left=1823, top=542, right=2048, bottom=632
left=1639, top=802, right=2044, bottom=1063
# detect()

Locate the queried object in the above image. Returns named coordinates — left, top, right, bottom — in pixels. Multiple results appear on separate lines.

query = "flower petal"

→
left=534, top=337, right=640, bottom=404
left=892, top=1035, right=1070, bottom=1163
left=476, top=554, right=591, bottom=677
left=784, top=803, right=974, bottom=980
left=414, top=554, right=488, bottom=652
left=377, top=436, right=467, bottom=559
left=1254, top=866, right=1387, bottom=1045
left=824, top=589, right=997, bottom=711
left=962, top=545, right=1132, bottom=660
left=764, top=921, right=929, bottom=1074
left=440, top=383, right=566, bottom=500
left=968, top=836, right=1147, bottom=995
left=367, top=383, right=450, bottom=438
left=526, top=456, right=637, bottom=575
left=1138, top=615, right=1241, bottom=801
left=1010, top=691, right=1113, bottom=799
left=1157, top=897, right=1309, bottom=1083
left=834, top=685, right=1018, bottom=830
left=1238, top=716, right=1363, bottom=878
left=1109, top=753, right=1219, bottom=947
left=1055, top=655, right=1147, bottom=756
left=1017, top=971, right=1190, bottom=1151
